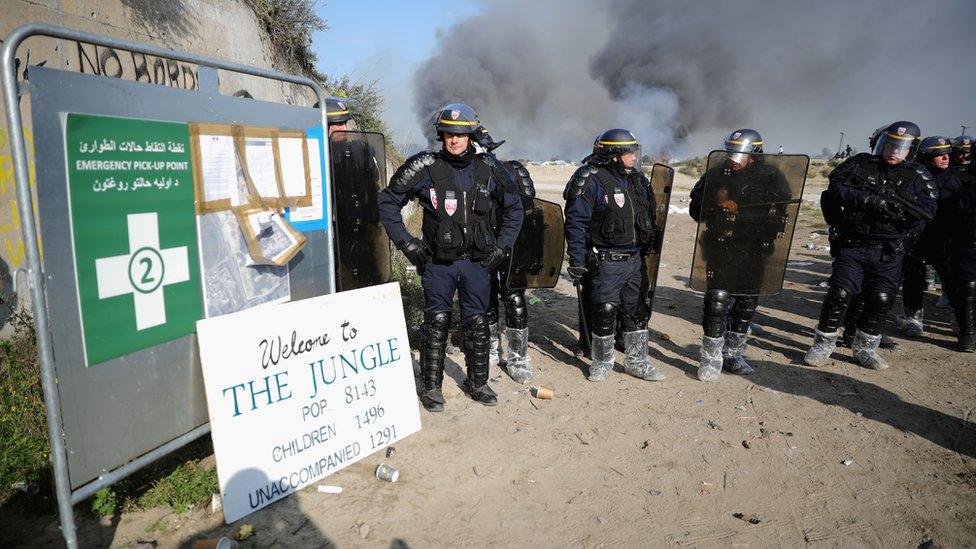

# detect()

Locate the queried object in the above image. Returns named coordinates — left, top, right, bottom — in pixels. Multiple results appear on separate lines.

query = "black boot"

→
left=956, top=281, right=976, bottom=353
left=418, top=311, right=450, bottom=411
left=462, top=314, right=497, bottom=406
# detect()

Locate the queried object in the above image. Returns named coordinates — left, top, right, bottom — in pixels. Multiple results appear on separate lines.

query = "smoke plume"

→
left=412, top=0, right=975, bottom=160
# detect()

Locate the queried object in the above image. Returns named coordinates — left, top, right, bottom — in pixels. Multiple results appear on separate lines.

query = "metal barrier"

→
left=1, top=23, right=335, bottom=548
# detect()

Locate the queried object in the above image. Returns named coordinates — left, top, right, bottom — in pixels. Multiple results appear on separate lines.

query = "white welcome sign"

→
left=197, top=283, right=422, bottom=523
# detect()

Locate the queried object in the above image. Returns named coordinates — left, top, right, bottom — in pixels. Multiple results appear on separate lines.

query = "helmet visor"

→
left=724, top=136, right=763, bottom=154
left=873, top=133, right=914, bottom=162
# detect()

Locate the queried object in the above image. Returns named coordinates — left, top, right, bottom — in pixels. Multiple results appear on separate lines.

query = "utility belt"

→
left=591, top=250, right=637, bottom=262
left=832, top=235, right=905, bottom=261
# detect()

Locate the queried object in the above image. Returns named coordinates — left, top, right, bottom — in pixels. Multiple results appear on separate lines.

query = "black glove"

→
left=567, top=264, right=588, bottom=285
left=864, top=195, right=905, bottom=222
left=481, top=246, right=508, bottom=270
left=400, top=238, right=430, bottom=272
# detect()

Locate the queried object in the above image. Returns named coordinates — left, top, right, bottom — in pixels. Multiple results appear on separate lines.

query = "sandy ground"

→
left=4, top=165, right=975, bottom=548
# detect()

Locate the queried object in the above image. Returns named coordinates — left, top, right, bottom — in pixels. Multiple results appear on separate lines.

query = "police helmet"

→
left=952, top=135, right=973, bottom=153
left=868, top=125, right=888, bottom=150
left=918, top=136, right=952, bottom=158
left=723, top=129, right=764, bottom=153
left=871, top=121, right=922, bottom=162
left=434, top=103, right=480, bottom=136
left=596, top=128, right=640, bottom=156
left=324, top=96, right=357, bottom=125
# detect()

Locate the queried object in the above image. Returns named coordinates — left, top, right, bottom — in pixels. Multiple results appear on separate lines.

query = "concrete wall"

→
left=0, top=0, right=316, bottom=325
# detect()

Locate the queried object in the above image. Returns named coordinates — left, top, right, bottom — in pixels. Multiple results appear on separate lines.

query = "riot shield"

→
left=505, top=197, right=565, bottom=291
left=689, top=151, right=809, bottom=295
left=329, top=131, right=391, bottom=291
left=644, top=163, right=674, bottom=315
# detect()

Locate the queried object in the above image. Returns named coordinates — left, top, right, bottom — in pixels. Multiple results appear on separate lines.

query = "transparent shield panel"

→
left=645, top=163, right=674, bottom=303
left=506, top=197, right=565, bottom=290
left=330, top=131, right=391, bottom=291
left=689, top=151, right=809, bottom=295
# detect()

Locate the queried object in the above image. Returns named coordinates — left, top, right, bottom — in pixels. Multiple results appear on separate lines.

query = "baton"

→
left=575, top=280, right=591, bottom=355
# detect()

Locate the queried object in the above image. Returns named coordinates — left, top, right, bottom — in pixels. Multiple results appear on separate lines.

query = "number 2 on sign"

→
left=370, top=425, right=397, bottom=450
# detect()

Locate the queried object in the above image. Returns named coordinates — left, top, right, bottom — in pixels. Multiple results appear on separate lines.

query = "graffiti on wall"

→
left=0, top=124, right=35, bottom=272
left=76, top=42, right=199, bottom=90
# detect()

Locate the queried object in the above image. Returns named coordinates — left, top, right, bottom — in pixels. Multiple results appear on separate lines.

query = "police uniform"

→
left=805, top=121, right=938, bottom=370
left=485, top=159, right=537, bottom=384
left=564, top=129, right=663, bottom=382
left=946, top=163, right=976, bottom=351
left=689, top=129, right=792, bottom=381
left=378, top=104, right=523, bottom=411
left=897, top=136, right=961, bottom=336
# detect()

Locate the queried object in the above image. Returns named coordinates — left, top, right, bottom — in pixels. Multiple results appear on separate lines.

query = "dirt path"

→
left=4, top=165, right=975, bottom=548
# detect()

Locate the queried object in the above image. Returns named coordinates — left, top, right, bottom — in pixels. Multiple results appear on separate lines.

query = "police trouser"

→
left=587, top=253, right=647, bottom=337
left=951, top=245, right=976, bottom=343
left=901, top=252, right=955, bottom=313
left=818, top=242, right=904, bottom=336
left=422, top=259, right=491, bottom=319
left=420, top=258, right=492, bottom=385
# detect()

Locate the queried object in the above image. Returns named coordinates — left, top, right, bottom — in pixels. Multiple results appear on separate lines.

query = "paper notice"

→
left=278, top=137, right=309, bottom=198
left=198, top=135, right=239, bottom=204
left=288, top=137, right=324, bottom=223
left=243, top=210, right=303, bottom=266
left=244, top=137, right=281, bottom=200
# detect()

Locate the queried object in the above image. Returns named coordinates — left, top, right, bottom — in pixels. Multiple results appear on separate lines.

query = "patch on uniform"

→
left=444, top=190, right=458, bottom=216
left=450, top=109, right=460, bottom=120
left=429, top=188, right=439, bottom=209
left=614, top=190, right=625, bottom=207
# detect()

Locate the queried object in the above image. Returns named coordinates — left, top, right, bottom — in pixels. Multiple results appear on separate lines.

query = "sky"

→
left=312, top=0, right=482, bottom=149
left=312, top=0, right=975, bottom=160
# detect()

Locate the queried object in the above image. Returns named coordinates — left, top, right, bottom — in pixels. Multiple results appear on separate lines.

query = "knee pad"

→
left=423, top=311, right=452, bottom=360
left=702, top=289, right=730, bottom=337
left=858, top=291, right=893, bottom=335
left=463, top=314, right=490, bottom=353
left=591, top=302, right=617, bottom=337
left=818, top=286, right=853, bottom=332
left=729, top=296, right=759, bottom=333
left=503, top=291, right=528, bottom=329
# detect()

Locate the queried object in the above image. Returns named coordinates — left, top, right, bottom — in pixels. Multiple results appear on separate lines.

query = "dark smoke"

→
left=412, top=0, right=975, bottom=160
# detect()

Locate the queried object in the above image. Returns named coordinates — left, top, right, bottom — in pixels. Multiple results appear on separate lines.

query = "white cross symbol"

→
left=94, top=212, right=191, bottom=331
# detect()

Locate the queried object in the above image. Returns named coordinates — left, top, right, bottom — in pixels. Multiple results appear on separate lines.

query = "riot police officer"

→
left=468, top=126, right=538, bottom=383
left=325, top=96, right=390, bottom=290
left=947, top=161, right=976, bottom=351
left=487, top=160, right=538, bottom=383
left=324, top=96, right=355, bottom=136
left=689, top=129, right=793, bottom=381
left=951, top=135, right=972, bottom=167
left=378, top=103, right=523, bottom=411
left=839, top=125, right=890, bottom=348
left=897, top=136, right=960, bottom=337
left=805, top=121, right=938, bottom=369
left=564, top=129, right=664, bottom=382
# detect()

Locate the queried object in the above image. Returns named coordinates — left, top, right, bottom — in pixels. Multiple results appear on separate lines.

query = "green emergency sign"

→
left=65, top=113, right=202, bottom=366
